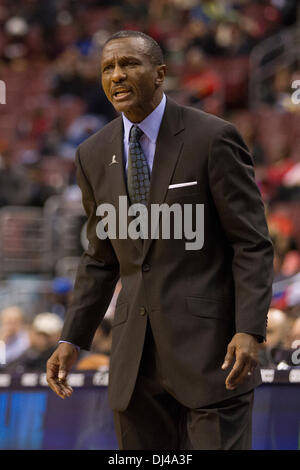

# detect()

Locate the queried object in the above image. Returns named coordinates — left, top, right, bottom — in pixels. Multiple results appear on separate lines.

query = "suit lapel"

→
left=107, top=116, right=127, bottom=200
left=106, top=116, right=144, bottom=254
left=143, top=98, right=185, bottom=259
left=105, top=98, right=185, bottom=258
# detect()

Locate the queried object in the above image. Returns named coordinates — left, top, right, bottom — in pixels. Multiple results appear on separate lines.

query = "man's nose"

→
left=111, top=64, right=126, bottom=82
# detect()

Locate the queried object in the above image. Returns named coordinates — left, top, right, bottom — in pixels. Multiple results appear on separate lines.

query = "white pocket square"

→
left=168, top=181, right=197, bottom=189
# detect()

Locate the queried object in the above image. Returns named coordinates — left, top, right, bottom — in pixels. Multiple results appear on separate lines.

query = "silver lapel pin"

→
left=109, top=155, right=119, bottom=165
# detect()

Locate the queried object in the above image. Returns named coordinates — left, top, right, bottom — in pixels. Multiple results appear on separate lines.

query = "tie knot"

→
left=130, top=125, right=143, bottom=143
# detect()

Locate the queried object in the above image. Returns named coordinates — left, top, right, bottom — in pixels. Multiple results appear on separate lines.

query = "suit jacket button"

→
left=140, top=307, right=146, bottom=316
left=142, top=264, right=150, bottom=272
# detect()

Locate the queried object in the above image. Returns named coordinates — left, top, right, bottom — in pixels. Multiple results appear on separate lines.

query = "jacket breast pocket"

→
left=186, top=296, right=232, bottom=321
left=166, top=187, right=201, bottom=203
left=112, top=302, right=128, bottom=327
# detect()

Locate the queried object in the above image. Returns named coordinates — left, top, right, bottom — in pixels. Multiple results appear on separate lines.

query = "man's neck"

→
left=123, top=91, right=164, bottom=123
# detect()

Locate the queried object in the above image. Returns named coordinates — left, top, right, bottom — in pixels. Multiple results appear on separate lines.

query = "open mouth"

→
left=113, top=90, right=132, bottom=101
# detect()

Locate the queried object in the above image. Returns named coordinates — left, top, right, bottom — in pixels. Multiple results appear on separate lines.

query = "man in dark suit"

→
left=47, top=31, right=274, bottom=450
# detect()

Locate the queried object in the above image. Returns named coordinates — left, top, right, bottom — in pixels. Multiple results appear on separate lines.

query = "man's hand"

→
left=46, top=343, right=79, bottom=399
left=221, top=333, right=259, bottom=391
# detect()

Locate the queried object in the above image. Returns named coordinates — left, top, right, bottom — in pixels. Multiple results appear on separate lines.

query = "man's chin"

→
left=111, top=96, right=135, bottom=114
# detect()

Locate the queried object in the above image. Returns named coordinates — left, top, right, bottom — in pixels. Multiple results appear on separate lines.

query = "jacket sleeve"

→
left=208, top=123, right=274, bottom=341
left=60, top=147, right=120, bottom=350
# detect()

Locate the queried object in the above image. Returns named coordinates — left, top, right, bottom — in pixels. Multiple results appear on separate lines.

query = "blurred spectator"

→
left=281, top=251, right=300, bottom=278
left=92, top=318, right=112, bottom=357
left=264, top=67, right=300, bottom=112
left=44, top=277, right=73, bottom=319
left=50, top=49, right=116, bottom=121
left=0, top=306, right=30, bottom=365
left=229, top=112, right=266, bottom=166
left=266, top=308, right=289, bottom=348
left=284, top=281, right=300, bottom=311
left=290, top=317, right=300, bottom=349
left=75, top=282, right=119, bottom=369
left=282, top=162, right=300, bottom=189
left=0, top=145, right=33, bottom=207
left=76, top=318, right=112, bottom=370
left=4, top=312, right=63, bottom=373
left=22, top=160, right=63, bottom=207
left=258, top=308, right=292, bottom=368
left=181, top=46, right=223, bottom=112
left=268, top=213, right=297, bottom=283
left=57, top=114, right=108, bottom=160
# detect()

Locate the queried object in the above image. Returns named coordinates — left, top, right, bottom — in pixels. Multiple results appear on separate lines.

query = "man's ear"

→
left=155, top=64, right=167, bottom=87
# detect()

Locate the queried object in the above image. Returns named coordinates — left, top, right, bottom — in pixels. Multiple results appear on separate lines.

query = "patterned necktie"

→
left=127, top=125, right=150, bottom=205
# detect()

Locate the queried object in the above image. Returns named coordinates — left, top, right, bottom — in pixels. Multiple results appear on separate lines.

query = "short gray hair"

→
left=104, top=30, right=164, bottom=65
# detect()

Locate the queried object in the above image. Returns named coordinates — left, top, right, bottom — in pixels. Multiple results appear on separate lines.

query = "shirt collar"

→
left=122, top=93, right=166, bottom=144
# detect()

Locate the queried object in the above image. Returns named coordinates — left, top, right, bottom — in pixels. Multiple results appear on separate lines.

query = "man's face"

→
left=101, top=37, right=165, bottom=122
left=266, top=310, right=287, bottom=348
left=1, top=310, right=23, bottom=339
left=30, top=330, right=59, bottom=351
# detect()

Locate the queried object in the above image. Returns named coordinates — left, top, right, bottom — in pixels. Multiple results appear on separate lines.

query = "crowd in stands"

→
left=0, top=304, right=113, bottom=372
left=0, top=0, right=300, bottom=372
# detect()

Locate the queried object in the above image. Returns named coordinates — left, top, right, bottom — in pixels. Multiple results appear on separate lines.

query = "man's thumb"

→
left=58, top=367, right=68, bottom=381
left=221, top=344, right=235, bottom=369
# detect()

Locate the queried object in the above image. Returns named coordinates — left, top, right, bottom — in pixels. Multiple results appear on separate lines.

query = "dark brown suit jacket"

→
left=60, top=97, right=274, bottom=411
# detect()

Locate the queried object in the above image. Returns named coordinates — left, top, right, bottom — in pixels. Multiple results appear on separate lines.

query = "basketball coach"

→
left=47, top=31, right=274, bottom=450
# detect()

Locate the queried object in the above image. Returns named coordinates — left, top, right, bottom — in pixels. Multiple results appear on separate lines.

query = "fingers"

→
left=47, top=372, right=73, bottom=399
left=58, top=368, right=67, bottom=381
left=46, top=357, right=73, bottom=399
left=221, top=343, right=235, bottom=370
left=58, top=366, right=73, bottom=397
left=225, top=355, right=257, bottom=390
left=47, top=361, right=68, bottom=399
left=47, top=344, right=79, bottom=399
left=222, top=333, right=259, bottom=390
left=225, top=358, right=247, bottom=390
left=57, top=378, right=73, bottom=398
